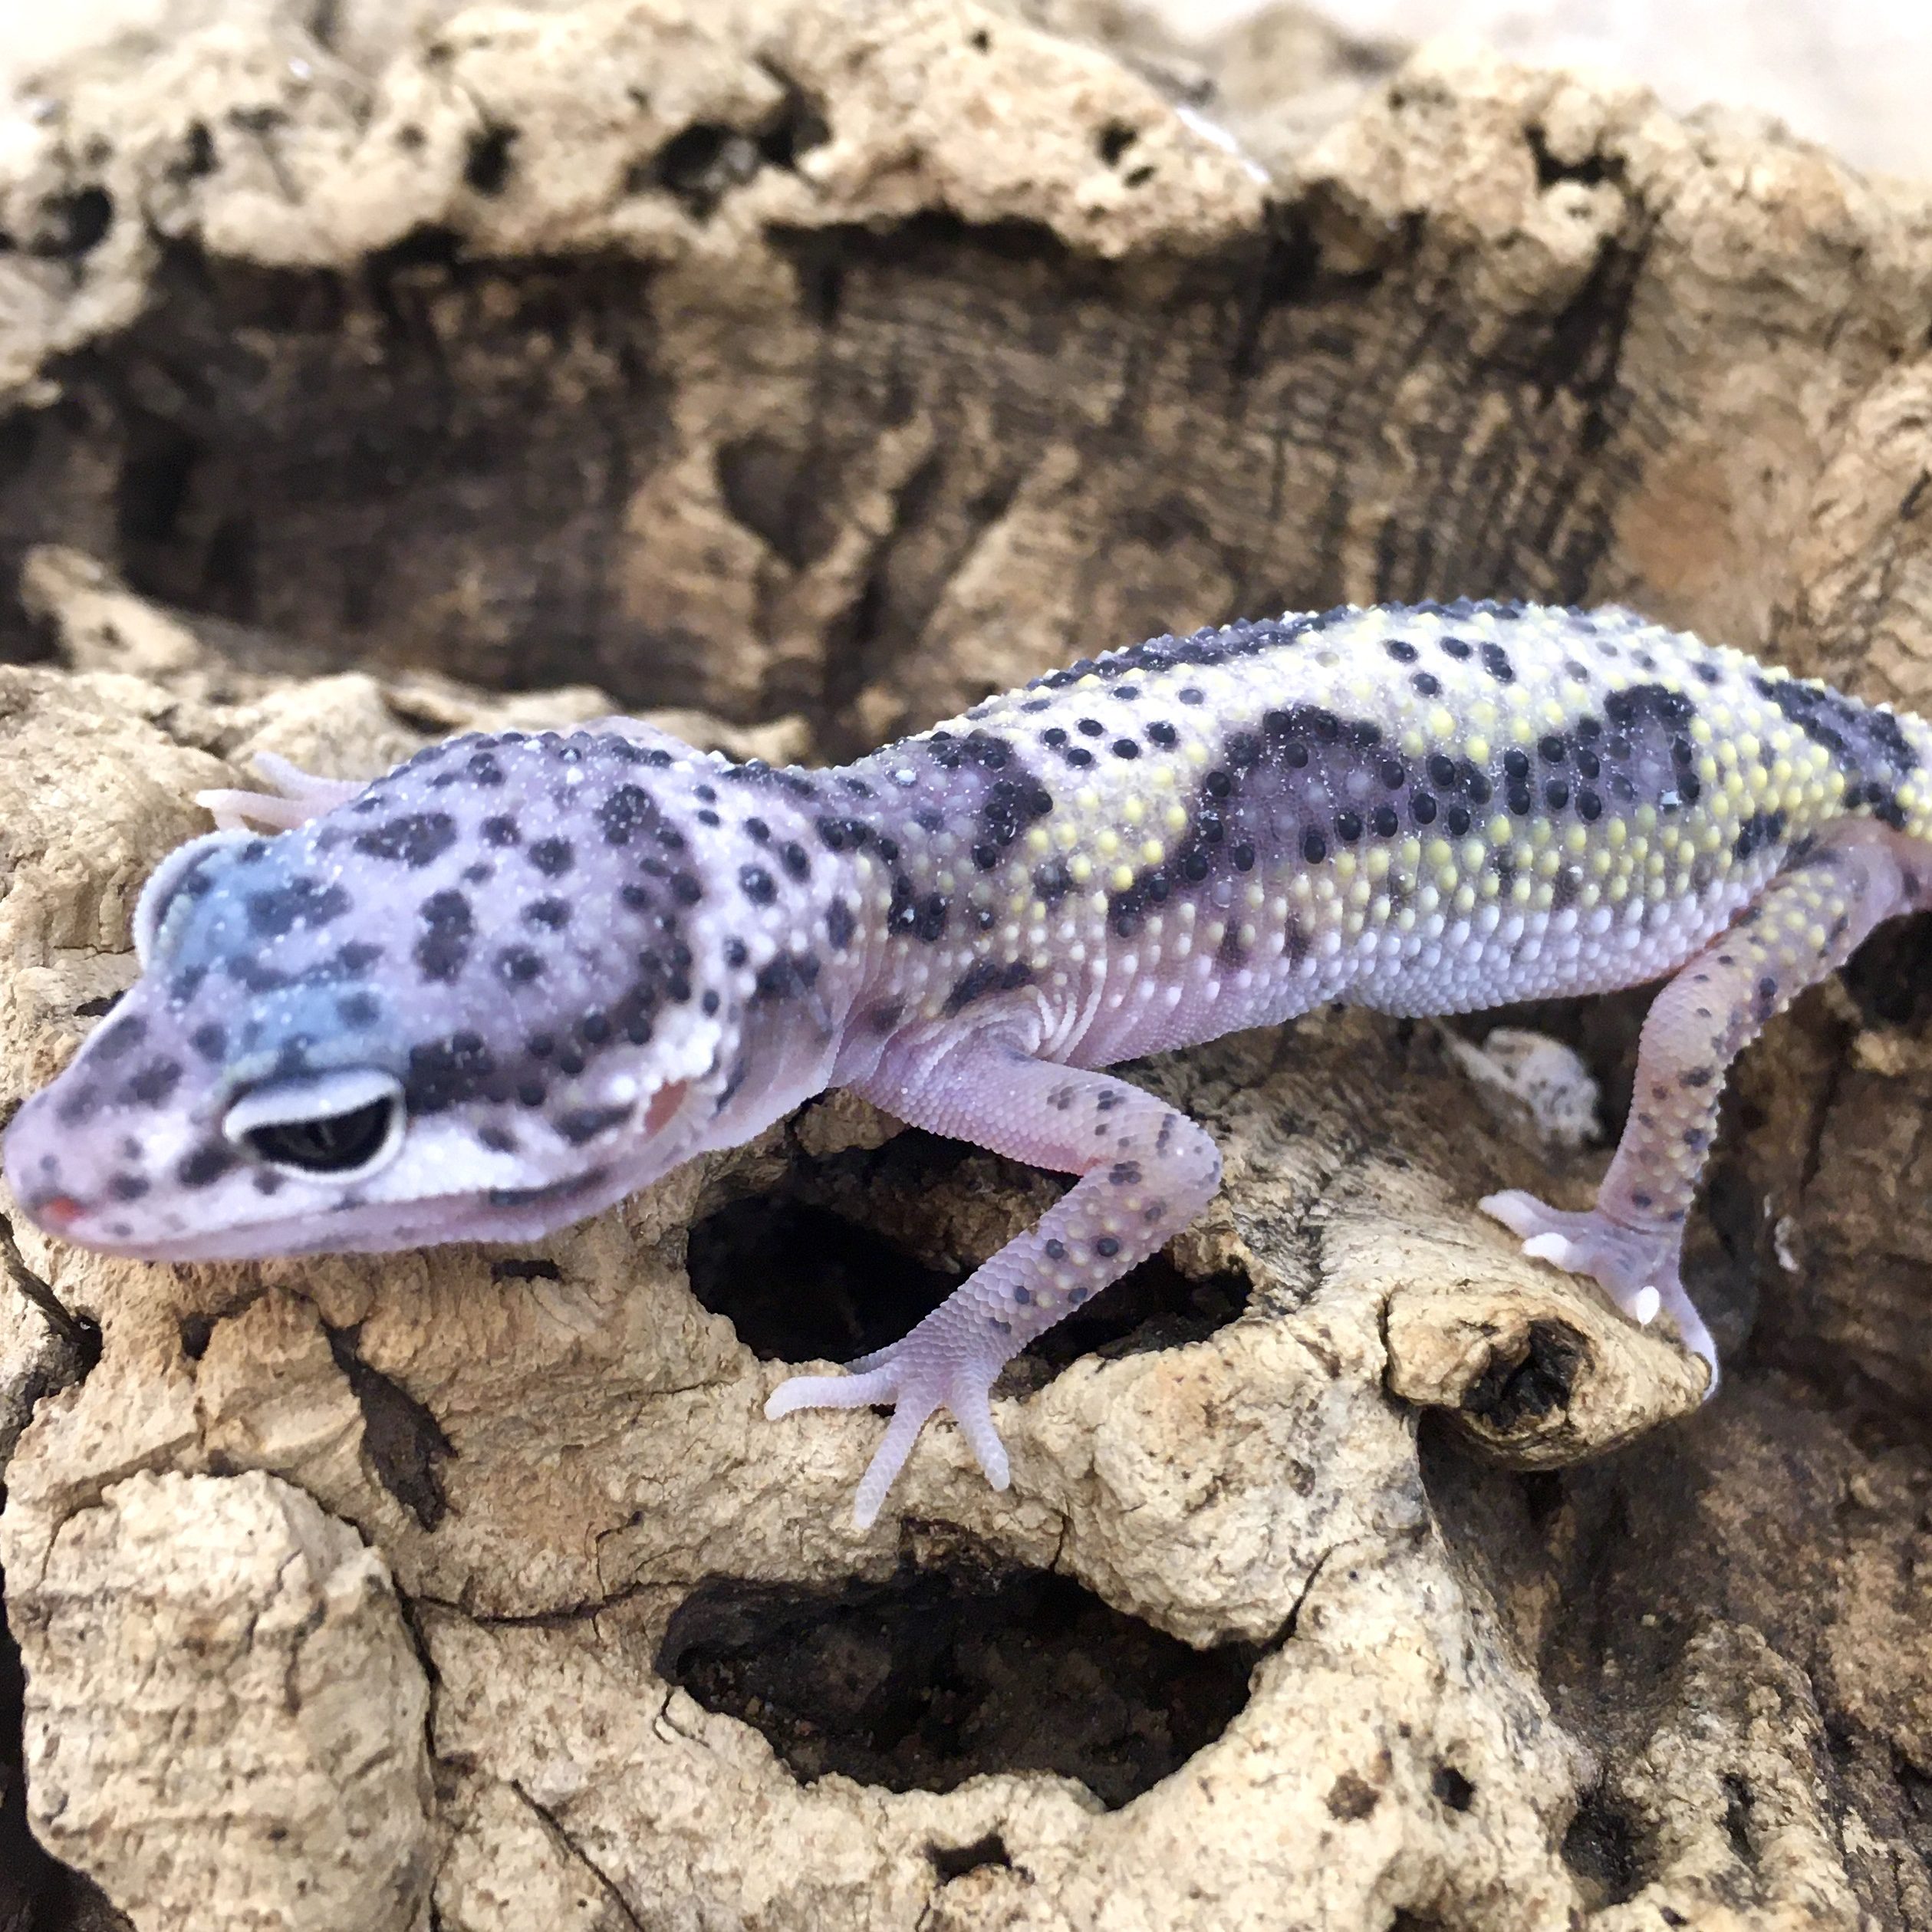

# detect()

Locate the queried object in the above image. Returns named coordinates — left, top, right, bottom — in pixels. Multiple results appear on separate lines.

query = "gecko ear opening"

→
left=644, top=1080, right=689, bottom=1135
left=223, top=1068, right=406, bottom=1180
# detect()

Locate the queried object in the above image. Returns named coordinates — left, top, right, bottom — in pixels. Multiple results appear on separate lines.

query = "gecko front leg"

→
left=195, top=752, right=368, bottom=831
left=766, top=1033, right=1223, bottom=1527
left=1484, top=819, right=1922, bottom=1383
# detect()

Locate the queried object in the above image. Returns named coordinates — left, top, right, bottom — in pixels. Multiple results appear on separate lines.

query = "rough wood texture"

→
left=2, top=4, right=1931, bottom=1928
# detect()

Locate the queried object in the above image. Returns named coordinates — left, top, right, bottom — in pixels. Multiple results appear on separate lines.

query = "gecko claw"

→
left=767, top=1335, right=1012, bottom=1529
left=1479, top=1189, right=1718, bottom=1391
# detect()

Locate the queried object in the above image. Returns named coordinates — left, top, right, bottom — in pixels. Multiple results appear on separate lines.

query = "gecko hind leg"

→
left=1482, top=819, right=1921, bottom=1396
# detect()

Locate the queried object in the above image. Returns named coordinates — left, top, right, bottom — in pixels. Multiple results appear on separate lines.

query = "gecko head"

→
left=2, top=731, right=749, bottom=1262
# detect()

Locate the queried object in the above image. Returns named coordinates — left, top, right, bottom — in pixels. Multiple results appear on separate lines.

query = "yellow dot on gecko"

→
left=1096, top=829, right=1120, bottom=857
left=1140, top=839, right=1163, bottom=864
left=1429, top=707, right=1456, bottom=739
left=1110, top=864, right=1134, bottom=891
left=1124, top=798, right=1146, bottom=824
left=1026, top=827, right=1051, bottom=854
left=1165, top=805, right=1188, bottom=833
left=1069, top=855, right=1093, bottom=884
left=1366, top=848, right=1391, bottom=880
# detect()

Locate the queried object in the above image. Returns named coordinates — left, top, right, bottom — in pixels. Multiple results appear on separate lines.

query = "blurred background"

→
left=3, top=0, right=1930, bottom=178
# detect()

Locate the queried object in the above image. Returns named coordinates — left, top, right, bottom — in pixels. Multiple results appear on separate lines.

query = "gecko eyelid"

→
left=222, top=1068, right=406, bottom=1179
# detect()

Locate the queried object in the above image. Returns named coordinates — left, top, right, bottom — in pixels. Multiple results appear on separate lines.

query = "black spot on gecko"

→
left=1480, top=643, right=1514, bottom=682
left=245, top=877, right=351, bottom=937
left=189, top=1022, right=225, bottom=1061
left=1733, top=811, right=1786, bottom=862
left=354, top=812, right=458, bottom=867
left=496, top=945, right=544, bottom=985
left=91, top=1014, right=147, bottom=1061
left=404, top=1032, right=498, bottom=1114
left=414, top=890, right=475, bottom=982
left=754, top=953, right=822, bottom=1002
left=125, top=1059, right=183, bottom=1106
left=177, top=1141, right=237, bottom=1188
left=524, top=898, right=571, bottom=930
left=528, top=838, right=574, bottom=877
left=943, top=959, right=1034, bottom=1015
left=1411, top=671, right=1441, bottom=697
left=739, top=864, right=776, bottom=905
left=826, top=900, right=856, bottom=949
left=597, top=785, right=659, bottom=845
left=481, top=814, right=521, bottom=846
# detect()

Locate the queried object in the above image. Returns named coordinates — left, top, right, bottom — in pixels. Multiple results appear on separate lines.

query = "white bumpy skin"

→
left=7, top=602, right=1931, bottom=1525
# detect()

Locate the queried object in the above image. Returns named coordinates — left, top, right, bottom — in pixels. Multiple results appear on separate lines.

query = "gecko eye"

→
left=223, top=1069, right=405, bottom=1180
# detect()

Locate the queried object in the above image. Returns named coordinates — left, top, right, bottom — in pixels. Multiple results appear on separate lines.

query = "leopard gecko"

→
left=8, top=601, right=1929, bottom=1526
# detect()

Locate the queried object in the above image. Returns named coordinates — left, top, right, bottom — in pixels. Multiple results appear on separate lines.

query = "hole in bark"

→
left=179, top=1312, right=214, bottom=1360
left=463, top=124, right=518, bottom=196
left=1843, top=911, right=1932, bottom=1027
left=171, top=123, right=218, bottom=182
left=492, top=1256, right=561, bottom=1281
left=1519, top=1469, right=1566, bottom=1527
left=686, top=1130, right=1247, bottom=1372
left=643, top=123, right=763, bottom=218
left=74, top=992, right=125, bottom=1018
left=1431, top=1763, right=1475, bottom=1811
left=756, top=84, right=830, bottom=170
left=658, top=1563, right=1262, bottom=1809
left=116, top=414, right=204, bottom=548
left=1460, top=1318, right=1582, bottom=1426
left=1562, top=1783, right=1645, bottom=1904
left=35, top=186, right=114, bottom=258
left=927, top=1831, right=1009, bottom=1880
left=1721, top=1771, right=1756, bottom=1863
left=1096, top=120, right=1138, bottom=165
left=1526, top=124, right=1610, bottom=191
left=326, top=1324, right=453, bottom=1529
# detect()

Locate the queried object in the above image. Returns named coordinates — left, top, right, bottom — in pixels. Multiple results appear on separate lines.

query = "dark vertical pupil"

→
left=245, top=1098, right=395, bottom=1172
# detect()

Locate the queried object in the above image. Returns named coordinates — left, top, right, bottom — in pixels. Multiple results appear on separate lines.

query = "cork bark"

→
left=2, top=4, right=1930, bottom=1929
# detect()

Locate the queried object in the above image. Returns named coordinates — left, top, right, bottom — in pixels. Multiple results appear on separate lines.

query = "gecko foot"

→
left=765, top=1330, right=1011, bottom=1530
left=194, top=752, right=367, bottom=832
left=1479, top=1189, right=1718, bottom=1391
